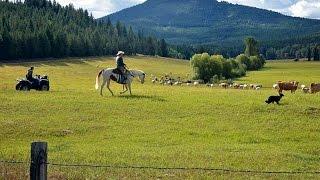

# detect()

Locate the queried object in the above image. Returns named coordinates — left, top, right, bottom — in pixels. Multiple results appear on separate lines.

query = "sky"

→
left=53, top=0, right=320, bottom=19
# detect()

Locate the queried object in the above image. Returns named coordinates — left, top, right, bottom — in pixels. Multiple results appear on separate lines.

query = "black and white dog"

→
left=265, top=93, right=284, bottom=104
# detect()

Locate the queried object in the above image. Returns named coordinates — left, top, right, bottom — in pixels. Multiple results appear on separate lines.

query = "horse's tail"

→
left=95, top=69, right=104, bottom=90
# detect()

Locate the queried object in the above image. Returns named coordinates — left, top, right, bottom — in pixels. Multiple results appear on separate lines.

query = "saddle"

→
left=112, top=68, right=123, bottom=75
left=111, top=68, right=127, bottom=84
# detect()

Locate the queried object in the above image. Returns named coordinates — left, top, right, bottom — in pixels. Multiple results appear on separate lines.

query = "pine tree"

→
left=314, top=45, right=319, bottom=61
left=307, top=46, right=311, bottom=61
left=159, top=39, right=168, bottom=57
left=245, top=37, right=259, bottom=57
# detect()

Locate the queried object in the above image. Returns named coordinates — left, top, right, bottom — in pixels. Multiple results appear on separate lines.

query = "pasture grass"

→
left=0, top=57, right=320, bottom=179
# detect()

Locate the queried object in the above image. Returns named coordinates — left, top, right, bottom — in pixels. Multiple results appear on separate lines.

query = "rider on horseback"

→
left=116, top=51, right=126, bottom=75
left=115, top=51, right=128, bottom=83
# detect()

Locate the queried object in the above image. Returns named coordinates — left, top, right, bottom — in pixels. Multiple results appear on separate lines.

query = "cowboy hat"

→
left=116, top=51, right=125, bottom=56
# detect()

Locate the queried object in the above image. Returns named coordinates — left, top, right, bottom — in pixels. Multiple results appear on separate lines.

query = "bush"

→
left=191, top=52, right=265, bottom=82
left=211, top=74, right=220, bottom=84
left=190, top=53, right=223, bottom=83
left=249, top=56, right=261, bottom=70
left=248, top=55, right=265, bottom=70
left=230, top=59, right=246, bottom=77
left=222, top=59, right=233, bottom=79
left=236, top=54, right=250, bottom=70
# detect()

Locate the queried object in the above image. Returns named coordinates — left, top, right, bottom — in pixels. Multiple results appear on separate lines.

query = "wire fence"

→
left=1, top=160, right=320, bottom=175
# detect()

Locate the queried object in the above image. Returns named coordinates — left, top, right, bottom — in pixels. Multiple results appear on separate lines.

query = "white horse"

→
left=95, top=68, right=146, bottom=96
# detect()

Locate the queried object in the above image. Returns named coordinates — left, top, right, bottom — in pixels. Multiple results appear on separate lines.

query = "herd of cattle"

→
left=150, top=74, right=320, bottom=94
left=274, top=81, right=320, bottom=94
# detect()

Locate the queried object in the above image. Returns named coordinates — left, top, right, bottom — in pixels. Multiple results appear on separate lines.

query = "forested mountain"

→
left=104, top=0, right=320, bottom=45
left=0, top=0, right=168, bottom=61
left=103, top=0, right=320, bottom=59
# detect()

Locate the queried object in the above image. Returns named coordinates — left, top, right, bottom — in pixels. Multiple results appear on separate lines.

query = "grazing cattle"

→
left=249, top=84, right=262, bottom=90
left=273, top=84, right=279, bottom=89
left=277, top=81, right=299, bottom=93
left=302, top=87, right=310, bottom=93
left=310, top=83, right=320, bottom=94
left=233, top=83, right=240, bottom=89
left=219, top=83, right=228, bottom=89
left=174, top=81, right=182, bottom=86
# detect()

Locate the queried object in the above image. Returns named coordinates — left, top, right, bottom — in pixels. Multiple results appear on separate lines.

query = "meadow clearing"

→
left=0, top=56, right=320, bottom=179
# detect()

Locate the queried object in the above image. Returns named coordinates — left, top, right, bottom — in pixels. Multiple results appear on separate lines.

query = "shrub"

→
left=236, top=54, right=250, bottom=70
left=230, top=59, right=246, bottom=77
left=190, top=53, right=223, bottom=83
left=222, top=59, right=233, bottom=79
left=249, top=56, right=261, bottom=70
left=249, top=55, right=265, bottom=70
left=191, top=52, right=264, bottom=82
left=211, top=74, right=220, bottom=84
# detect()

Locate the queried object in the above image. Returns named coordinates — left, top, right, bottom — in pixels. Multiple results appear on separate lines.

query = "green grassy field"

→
left=1, top=57, right=320, bottom=179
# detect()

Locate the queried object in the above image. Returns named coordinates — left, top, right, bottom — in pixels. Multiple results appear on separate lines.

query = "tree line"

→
left=191, top=37, right=265, bottom=83
left=0, top=0, right=169, bottom=61
left=169, top=39, right=320, bottom=61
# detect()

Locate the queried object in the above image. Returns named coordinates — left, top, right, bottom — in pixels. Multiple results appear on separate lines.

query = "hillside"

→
left=103, top=0, right=320, bottom=46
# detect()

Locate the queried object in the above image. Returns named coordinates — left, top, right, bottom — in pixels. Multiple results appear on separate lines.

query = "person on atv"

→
left=26, top=66, right=39, bottom=85
left=26, top=67, right=34, bottom=82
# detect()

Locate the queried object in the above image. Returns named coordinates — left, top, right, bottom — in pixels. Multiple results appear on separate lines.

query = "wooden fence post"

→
left=30, top=142, right=47, bottom=180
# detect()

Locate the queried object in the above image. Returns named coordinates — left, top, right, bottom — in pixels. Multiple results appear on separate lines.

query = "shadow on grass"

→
left=268, top=102, right=289, bottom=106
left=0, top=58, right=94, bottom=67
left=257, top=66, right=273, bottom=71
left=116, top=94, right=167, bottom=102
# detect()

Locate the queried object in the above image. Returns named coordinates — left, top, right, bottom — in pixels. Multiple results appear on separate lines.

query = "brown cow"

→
left=310, top=83, right=320, bottom=94
left=277, top=81, right=299, bottom=93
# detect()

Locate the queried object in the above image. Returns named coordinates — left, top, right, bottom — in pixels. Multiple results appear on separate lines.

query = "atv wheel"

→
left=41, top=84, right=49, bottom=91
left=20, top=85, right=30, bottom=91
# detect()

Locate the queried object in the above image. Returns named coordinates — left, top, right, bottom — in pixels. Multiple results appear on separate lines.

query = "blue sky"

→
left=55, top=0, right=320, bottom=19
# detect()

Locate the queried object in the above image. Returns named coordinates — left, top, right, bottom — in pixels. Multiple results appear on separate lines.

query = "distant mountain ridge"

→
left=101, top=0, right=320, bottom=46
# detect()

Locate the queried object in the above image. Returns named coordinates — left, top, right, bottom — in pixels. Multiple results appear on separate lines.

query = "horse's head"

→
left=138, top=71, right=146, bottom=84
left=130, top=70, right=146, bottom=84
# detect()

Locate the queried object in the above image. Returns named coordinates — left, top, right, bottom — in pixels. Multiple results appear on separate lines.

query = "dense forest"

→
left=0, top=0, right=169, bottom=61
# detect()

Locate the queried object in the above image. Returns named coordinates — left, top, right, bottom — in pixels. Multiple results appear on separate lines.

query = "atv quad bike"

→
left=16, top=75, right=50, bottom=91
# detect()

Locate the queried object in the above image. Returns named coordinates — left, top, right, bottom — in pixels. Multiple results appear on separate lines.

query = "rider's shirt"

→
left=26, top=69, right=33, bottom=80
left=116, top=56, right=125, bottom=68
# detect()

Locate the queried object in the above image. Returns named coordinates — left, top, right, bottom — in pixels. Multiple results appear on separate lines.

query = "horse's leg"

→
left=106, top=79, right=114, bottom=96
left=100, top=78, right=107, bottom=96
left=128, top=83, right=132, bottom=95
left=120, top=84, right=128, bottom=94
